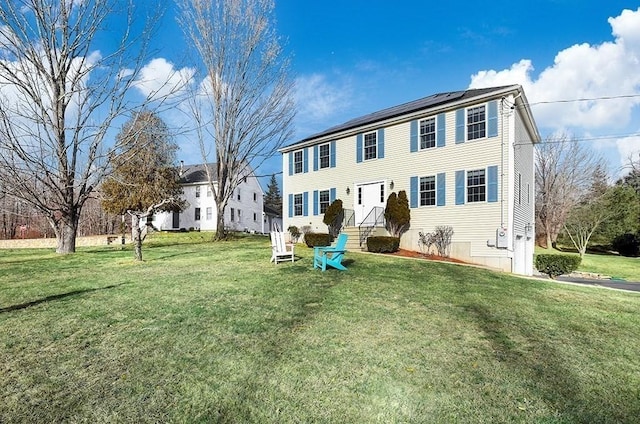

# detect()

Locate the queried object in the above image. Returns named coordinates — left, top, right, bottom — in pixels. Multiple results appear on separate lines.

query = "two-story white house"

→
left=281, top=85, right=540, bottom=275
left=151, top=163, right=265, bottom=233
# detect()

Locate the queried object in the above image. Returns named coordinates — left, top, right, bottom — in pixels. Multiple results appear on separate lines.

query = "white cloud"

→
left=615, top=133, right=640, bottom=170
left=469, top=7, right=640, bottom=172
left=294, top=73, right=352, bottom=123
left=133, top=58, right=195, bottom=101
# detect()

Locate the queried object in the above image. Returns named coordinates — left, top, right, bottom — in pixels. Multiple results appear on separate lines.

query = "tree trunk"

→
left=541, top=219, right=554, bottom=250
left=215, top=203, right=227, bottom=241
left=53, top=213, right=79, bottom=254
left=131, top=214, right=143, bottom=261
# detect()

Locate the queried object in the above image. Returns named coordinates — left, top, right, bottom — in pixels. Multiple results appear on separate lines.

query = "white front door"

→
left=354, top=181, right=386, bottom=225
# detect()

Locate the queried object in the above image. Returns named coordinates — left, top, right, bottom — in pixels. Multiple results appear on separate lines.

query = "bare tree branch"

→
left=177, top=0, right=295, bottom=240
left=0, top=0, right=172, bottom=253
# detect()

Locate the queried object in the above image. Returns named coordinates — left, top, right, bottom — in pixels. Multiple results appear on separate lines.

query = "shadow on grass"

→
left=462, top=299, right=639, bottom=422
left=0, top=282, right=131, bottom=314
left=205, top=259, right=352, bottom=421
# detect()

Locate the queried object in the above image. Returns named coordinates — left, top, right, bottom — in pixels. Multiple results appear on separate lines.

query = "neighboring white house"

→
left=280, top=85, right=540, bottom=275
left=151, top=163, right=265, bottom=233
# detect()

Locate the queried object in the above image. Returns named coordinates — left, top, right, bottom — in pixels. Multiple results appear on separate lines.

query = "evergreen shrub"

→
left=535, top=254, right=581, bottom=279
left=304, top=233, right=332, bottom=248
left=611, top=232, right=640, bottom=257
left=367, top=236, right=400, bottom=253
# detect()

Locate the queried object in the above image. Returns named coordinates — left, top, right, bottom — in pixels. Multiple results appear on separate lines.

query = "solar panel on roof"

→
left=290, top=85, right=515, bottom=147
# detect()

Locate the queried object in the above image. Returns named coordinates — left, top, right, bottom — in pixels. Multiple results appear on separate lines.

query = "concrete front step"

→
left=341, top=226, right=388, bottom=251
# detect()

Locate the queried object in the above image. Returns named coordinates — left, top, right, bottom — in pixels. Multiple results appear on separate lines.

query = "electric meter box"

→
left=496, top=227, right=508, bottom=249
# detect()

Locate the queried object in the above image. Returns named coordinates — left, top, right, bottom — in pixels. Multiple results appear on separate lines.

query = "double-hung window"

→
left=420, top=118, right=436, bottom=149
left=293, top=150, right=303, bottom=174
left=319, top=143, right=330, bottom=169
left=206, top=207, right=212, bottom=220
left=467, top=106, right=486, bottom=140
left=293, top=193, right=303, bottom=216
left=364, top=132, right=377, bottom=160
left=195, top=186, right=201, bottom=198
left=420, top=176, right=436, bottom=206
left=467, top=169, right=486, bottom=202
left=195, top=207, right=201, bottom=221
left=319, top=190, right=330, bottom=214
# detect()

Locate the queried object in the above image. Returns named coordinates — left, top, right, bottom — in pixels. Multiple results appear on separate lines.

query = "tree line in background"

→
left=536, top=135, right=640, bottom=257
left=0, top=0, right=294, bottom=255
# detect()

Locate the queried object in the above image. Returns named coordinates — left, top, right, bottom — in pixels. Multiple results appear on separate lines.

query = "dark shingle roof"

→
left=179, top=163, right=216, bottom=184
left=286, top=85, right=517, bottom=149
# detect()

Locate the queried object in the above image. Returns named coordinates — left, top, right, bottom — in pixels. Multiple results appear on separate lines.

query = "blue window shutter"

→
left=330, top=187, right=336, bottom=203
left=488, top=165, right=498, bottom=202
left=455, top=170, right=465, bottom=205
left=410, top=120, right=418, bottom=153
left=313, top=145, right=319, bottom=171
left=437, top=113, right=446, bottom=147
left=488, top=100, right=498, bottom=137
left=437, top=172, right=446, bottom=206
left=356, top=134, right=363, bottom=163
left=288, top=194, right=293, bottom=217
left=313, top=190, right=319, bottom=215
left=410, top=176, right=418, bottom=208
left=288, top=152, right=293, bottom=176
left=303, top=148, right=309, bottom=173
left=455, top=109, right=465, bottom=144
left=377, top=128, right=385, bottom=159
left=303, top=192, right=309, bottom=216
left=330, top=141, right=336, bottom=168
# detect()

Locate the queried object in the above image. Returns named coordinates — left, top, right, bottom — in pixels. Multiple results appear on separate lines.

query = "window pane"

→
left=467, top=169, right=486, bottom=202
left=419, top=176, right=436, bottom=206
left=420, top=118, right=436, bottom=149
left=294, top=151, right=303, bottom=174
left=467, top=106, right=486, bottom=140
left=294, top=193, right=303, bottom=216
left=319, top=143, right=330, bottom=169
left=319, top=190, right=330, bottom=214
left=364, top=132, right=377, bottom=160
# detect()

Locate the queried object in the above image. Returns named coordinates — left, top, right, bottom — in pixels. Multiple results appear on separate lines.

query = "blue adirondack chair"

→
left=313, top=233, right=348, bottom=271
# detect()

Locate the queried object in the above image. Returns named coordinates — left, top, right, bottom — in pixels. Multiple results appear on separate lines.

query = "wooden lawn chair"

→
left=313, top=233, right=348, bottom=271
left=270, top=231, right=295, bottom=264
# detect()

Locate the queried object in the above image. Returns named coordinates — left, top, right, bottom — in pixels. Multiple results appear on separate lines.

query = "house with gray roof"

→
left=150, top=163, right=265, bottom=233
left=280, top=84, right=540, bottom=275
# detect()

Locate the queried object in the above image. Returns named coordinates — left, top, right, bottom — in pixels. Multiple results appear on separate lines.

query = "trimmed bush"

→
left=535, top=254, right=581, bottom=279
left=323, top=199, right=344, bottom=238
left=611, top=232, right=640, bottom=257
left=367, top=236, right=400, bottom=253
left=304, top=233, right=332, bottom=248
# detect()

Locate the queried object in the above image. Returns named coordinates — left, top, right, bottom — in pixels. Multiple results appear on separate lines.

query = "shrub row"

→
left=611, top=232, right=640, bottom=257
left=367, top=236, right=400, bottom=253
left=304, top=233, right=332, bottom=248
left=535, top=254, right=581, bottom=279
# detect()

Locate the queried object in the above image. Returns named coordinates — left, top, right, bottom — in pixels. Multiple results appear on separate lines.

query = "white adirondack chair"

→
left=270, top=231, right=295, bottom=264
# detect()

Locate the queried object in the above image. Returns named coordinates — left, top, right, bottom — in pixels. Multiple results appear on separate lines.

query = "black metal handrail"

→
left=358, top=206, right=385, bottom=246
left=342, top=209, right=355, bottom=227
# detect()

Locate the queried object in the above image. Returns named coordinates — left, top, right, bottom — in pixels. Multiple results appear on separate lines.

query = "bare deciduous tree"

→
left=178, top=0, right=295, bottom=240
left=535, top=135, right=604, bottom=248
left=0, top=1, right=163, bottom=253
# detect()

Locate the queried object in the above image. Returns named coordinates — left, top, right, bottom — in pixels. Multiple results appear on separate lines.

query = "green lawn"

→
left=535, top=246, right=640, bottom=281
left=2, top=233, right=640, bottom=423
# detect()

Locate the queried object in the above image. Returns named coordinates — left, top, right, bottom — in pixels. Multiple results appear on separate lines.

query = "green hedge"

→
left=304, top=233, right=332, bottom=248
left=535, top=254, right=581, bottom=279
left=611, top=232, right=640, bottom=257
left=367, top=236, right=400, bottom=253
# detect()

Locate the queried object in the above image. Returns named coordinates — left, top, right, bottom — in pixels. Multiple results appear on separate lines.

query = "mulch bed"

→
left=385, top=248, right=469, bottom=264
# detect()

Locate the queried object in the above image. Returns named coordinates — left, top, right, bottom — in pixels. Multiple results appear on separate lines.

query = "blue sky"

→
left=143, top=0, right=640, bottom=185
